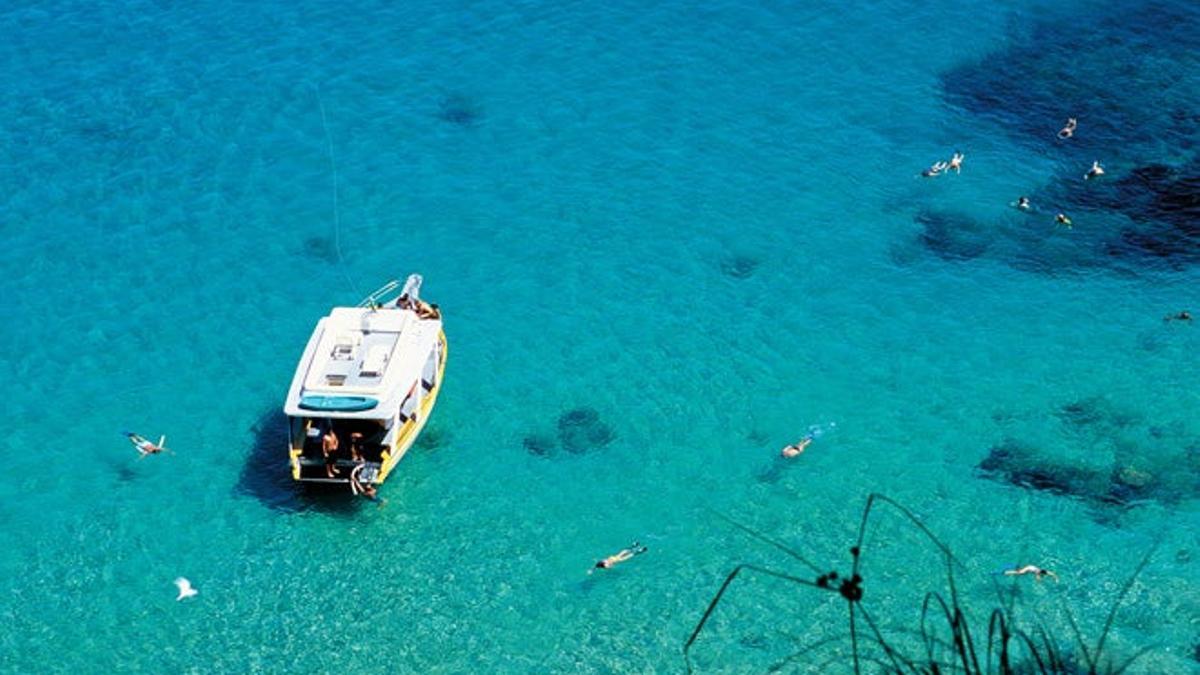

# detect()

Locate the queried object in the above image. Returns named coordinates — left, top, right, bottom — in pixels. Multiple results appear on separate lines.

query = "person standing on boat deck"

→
left=349, top=432, right=365, bottom=462
left=322, top=427, right=340, bottom=477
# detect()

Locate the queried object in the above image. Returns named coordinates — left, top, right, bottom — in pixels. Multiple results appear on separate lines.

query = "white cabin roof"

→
left=284, top=305, right=442, bottom=419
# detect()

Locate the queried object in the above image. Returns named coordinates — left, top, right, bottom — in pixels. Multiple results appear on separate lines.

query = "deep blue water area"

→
left=0, top=0, right=1197, bottom=671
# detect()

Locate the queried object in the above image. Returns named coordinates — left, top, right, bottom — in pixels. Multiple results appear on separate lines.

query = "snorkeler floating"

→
left=1057, top=117, right=1077, bottom=139
left=1084, top=160, right=1105, bottom=180
left=126, top=431, right=167, bottom=457
left=1164, top=310, right=1192, bottom=323
left=174, top=577, right=198, bottom=601
left=947, top=151, right=964, bottom=174
left=1055, top=212, right=1073, bottom=228
left=780, top=423, right=834, bottom=458
left=1003, top=564, right=1059, bottom=582
left=921, top=160, right=949, bottom=178
left=589, top=542, right=649, bottom=574
left=781, top=434, right=814, bottom=458
left=921, top=152, right=964, bottom=178
left=1015, top=196, right=1032, bottom=211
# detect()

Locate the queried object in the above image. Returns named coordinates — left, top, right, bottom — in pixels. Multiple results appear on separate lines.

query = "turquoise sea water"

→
left=1, top=0, right=1198, bottom=671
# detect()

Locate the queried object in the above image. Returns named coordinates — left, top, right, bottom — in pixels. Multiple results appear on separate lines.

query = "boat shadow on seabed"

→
left=234, top=407, right=362, bottom=517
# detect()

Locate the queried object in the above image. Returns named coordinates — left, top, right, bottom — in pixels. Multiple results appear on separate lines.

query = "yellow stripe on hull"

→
left=375, top=330, right=447, bottom=484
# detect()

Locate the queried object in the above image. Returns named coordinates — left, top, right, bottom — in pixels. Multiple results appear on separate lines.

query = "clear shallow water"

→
left=1, top=0, right=1198, bottom=671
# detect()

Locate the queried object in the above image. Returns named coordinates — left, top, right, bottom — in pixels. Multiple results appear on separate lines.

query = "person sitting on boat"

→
left=781, top=433, right=814, bottom=458
left=396, top=293, right=416, bottom=310
left=349, top=463, right=382, bottom=504
left=588, top=542, right=649, bottom=574
left=126, top=432, right=167, bottom=457
left=322, top=427, right=341, bottom=477
left=415, top=301, right=441, bottom=320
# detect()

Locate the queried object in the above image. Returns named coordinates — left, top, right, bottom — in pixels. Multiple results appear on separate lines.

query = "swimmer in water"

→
left=1055, top=212, right=1073, bottom=228
left=922, top=160, right=948, bottom=178
left=127, top=432, right=167, bottom=457
left=948, top=152, right=964, bottom=174
left=1085, top=160, right=1105, bottom=180
left=1003, top=564, right=1059, bottom=582
left=1015, top=196, right=1031, bottom=211
left=1164, top=310, right=1193, bottom=322
left=588, top=542, right=648, bottom=574
left=1057, top=117, right=1077, bottom=139
left=781, top=434, right=814, bottom=458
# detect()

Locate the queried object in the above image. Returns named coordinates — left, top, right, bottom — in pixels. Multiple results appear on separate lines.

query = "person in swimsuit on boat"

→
left=415, top=301, right=441, bottom=320
left=127, top=432, right=166, bottom=457
left=349, top=463, right=382, bottom=503
left=349, top=432, right=365, bottom=462
left=1003, top=564, right=1059, bottom=582
left=323, top=428, right=340, bottom=477
left=1058, top=117, right=1077, bottom=139
left=781, top=434, right=814, bottom=458
left=588, top=542, right=648, bottom=574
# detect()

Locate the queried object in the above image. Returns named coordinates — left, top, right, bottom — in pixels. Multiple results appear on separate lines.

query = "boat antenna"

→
left=316, top=84, right=362, bottom=300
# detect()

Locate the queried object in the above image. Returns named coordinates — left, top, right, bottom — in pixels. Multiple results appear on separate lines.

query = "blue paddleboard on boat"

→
left=298, top=395, right=378, bottom=412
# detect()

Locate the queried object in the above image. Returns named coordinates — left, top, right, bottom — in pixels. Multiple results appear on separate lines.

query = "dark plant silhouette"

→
left=684, top=493, right=1156, bottom=673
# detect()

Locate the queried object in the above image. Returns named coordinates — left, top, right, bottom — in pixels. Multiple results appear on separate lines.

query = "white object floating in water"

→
left=174, top=577, right=198, bottom=601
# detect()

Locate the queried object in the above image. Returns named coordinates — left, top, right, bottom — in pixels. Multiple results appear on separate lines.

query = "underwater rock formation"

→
left=557, top=407, right=615, bottom=454
left=1056, top=395, right=1138, bottom=430
left=978, top=433, right=1200, bottom=511
left=1104, top=163, right=1200, bottom=264
left=914, top=209, right=991, bottom=262
left=415, top=425, right=446, bottom=450
left=303, top=236, right=338, bottom=263
left=976, top=439, right=1118, bottom=506
left=437, top=94, right=483, bottom=126
left=720, top=254, right=760, bottom=279
left=941, top=3, right=1199, bottom=154
left=522, top=433, right=556, bottom=457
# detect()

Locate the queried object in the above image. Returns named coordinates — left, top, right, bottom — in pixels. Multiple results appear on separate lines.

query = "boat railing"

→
left=357, top=279, right=400, bottom=309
